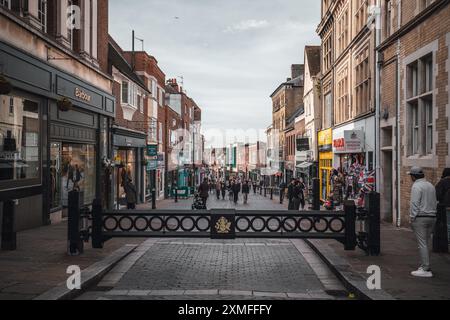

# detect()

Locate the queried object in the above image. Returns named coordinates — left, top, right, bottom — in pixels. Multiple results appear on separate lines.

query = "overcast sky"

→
left=109, top=0, right=321, bottom=147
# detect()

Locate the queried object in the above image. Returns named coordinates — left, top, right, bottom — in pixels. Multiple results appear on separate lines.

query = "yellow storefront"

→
left=318, top=129, right=333, bottom=202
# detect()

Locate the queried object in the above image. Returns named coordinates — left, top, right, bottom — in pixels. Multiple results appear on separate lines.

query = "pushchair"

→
left=192, top=193, right=207, bottom=210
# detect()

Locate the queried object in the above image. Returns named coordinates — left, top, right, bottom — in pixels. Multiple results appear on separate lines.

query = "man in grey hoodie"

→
left=408, top=167, right=437, bottom=278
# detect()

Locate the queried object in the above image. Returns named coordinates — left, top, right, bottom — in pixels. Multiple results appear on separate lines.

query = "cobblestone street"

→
left=79, top=193, right=348, bottom=300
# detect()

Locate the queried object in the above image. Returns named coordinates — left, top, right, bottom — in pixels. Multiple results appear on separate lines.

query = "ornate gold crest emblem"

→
left=215, top=216, right=231, bottom=234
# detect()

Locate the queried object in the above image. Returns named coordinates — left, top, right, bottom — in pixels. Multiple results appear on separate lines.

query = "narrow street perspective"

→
left=0, top=0, right=449, bottom=314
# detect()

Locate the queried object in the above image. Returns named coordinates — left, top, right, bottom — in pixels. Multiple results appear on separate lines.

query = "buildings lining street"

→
left=0, top=0, right=449, bottom=305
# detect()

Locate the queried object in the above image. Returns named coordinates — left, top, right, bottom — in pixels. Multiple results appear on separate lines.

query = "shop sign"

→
left=344, top=130, right=365, bottom=153
left=318, top=129, right=332, bottom=152
left=147, top=145, right=158, bottom=157
left=296, top=138, right=310, bottom=152
left=334, top=130, right=365, bottom=153
left=333, top=138, right=346, bottom=152
left=147, top=160, right=158, bottom=171
left=75, top=87, right=91, bottom=103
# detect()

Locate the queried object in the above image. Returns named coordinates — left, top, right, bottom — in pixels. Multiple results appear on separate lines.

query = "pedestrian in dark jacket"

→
left=242, top=181, right=250, bottom=204
left=436, top=168, right=450, bottom=206
left=287, top=179, right=296, bottom=210
left=233, top=181, right=241, bottom=204
left=198, top=178, right=210, bottom=206
left=221, top=181, right=227, bottom=200
left=123, top=178, right=137, bottom=210
left=292, top=181, right=302, bottom=211
left=298, top=179, right=306, bottom=210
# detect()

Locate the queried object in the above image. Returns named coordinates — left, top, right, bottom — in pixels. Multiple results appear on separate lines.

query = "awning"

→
left=296, top=162, right=313, bottom=170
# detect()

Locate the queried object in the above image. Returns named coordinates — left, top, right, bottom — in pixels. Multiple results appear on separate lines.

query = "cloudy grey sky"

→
left=109, top=0, right=321, bottom=147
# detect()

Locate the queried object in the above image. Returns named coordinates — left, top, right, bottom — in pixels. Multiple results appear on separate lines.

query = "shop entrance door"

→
left=50, top=142, right=96, bottom=211
left=381, top=150, right=393, bottom=223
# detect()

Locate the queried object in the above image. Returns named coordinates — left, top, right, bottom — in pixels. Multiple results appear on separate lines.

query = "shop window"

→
left=0, top=94, right=40, bottom=185
left=113, top=149, right=136, bottom=209
left=58, top=143, right=96, bottom=207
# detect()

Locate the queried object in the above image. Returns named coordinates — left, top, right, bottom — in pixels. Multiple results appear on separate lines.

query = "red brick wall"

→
left=97, top=0, right=109, bottom=74
left=112, top=80, right=147, bottom=134
left=380, top=3, right=450, bottom=225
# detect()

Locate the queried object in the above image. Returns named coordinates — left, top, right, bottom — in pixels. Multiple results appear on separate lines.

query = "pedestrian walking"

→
left=242, top=180, right=250, bottom=204
left=233, top=180, right=241, bottom=204
left=221, top=181, right=227, bottom=200
left=228, top=180, right=234, bottom=201
left=408, top=167, right=438, bottom=278
left=123, top=177, right=137, bottom=210
left=292, top=180, right=302, bottom=211
left=215, top=180, right=221, bottom=200
left=253, top=181, right=257, bottom=194
left=198, top=178, right=210, bottom=207
left=298, top=178, right=306, bottom=210
left=287, top=179, right=296, bottom=210
left=436, top=168, right=450, bottom=206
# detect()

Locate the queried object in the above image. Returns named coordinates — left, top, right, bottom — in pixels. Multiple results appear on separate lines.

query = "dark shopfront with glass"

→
left=0, top=41, right=115, bottom=232
left=112, top=127, right=146, bottom=210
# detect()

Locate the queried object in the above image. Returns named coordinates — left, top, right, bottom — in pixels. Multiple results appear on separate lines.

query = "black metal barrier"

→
left=433, top=204, right=449, bottom=253
left=89, top=203, right=359, bottom=251
left=355, top=192, right=380, bottom=256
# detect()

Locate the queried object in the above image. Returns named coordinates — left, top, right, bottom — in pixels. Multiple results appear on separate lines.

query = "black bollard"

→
left=264, top=187, right=267, bottom=197
left=311, top=178, right=321, bottom=211
left=175, top=187, right=178, bottom=203
left=1, top=200, right=17, bottom=251
left=344, top=200, right=357, bottom=251
left=91, top=199, right=104, bottom=249
left=270, top=188, right=273, bottom=200
left=366, top=192, right=381, bottom=256
left=68, top=190, right=84, bottom=256
left=152, top=188, right=156, bottom=209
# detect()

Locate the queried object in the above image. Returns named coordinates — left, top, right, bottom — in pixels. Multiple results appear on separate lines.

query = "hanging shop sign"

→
left=296, top=138, right=310, bottom=152
left=147, top=144, right=158, bottom=157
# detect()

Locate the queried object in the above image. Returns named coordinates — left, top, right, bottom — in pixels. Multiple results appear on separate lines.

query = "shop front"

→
left=318, top=128, right=333, bottom=202
left=332, top=117, right=375, bottom=200
left=112, top=127, right=146, bottom=210
left=0, top=41, right=115, bottom=230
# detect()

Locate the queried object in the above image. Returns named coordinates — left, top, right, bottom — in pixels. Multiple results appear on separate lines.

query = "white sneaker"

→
left=411, top=268, right=433, bottom=278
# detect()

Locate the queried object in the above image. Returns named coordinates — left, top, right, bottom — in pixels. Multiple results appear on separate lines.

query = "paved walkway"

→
left=77, top=238, right=348, bottom=301
left=312, top=223, right=450, bottom=300
left=0, top=222, right=146, bottom=300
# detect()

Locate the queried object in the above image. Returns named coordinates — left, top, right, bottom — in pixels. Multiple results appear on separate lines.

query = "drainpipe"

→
left=375, top=0, right=382, bottom=193
left=396, top=0, right=402, bottom=228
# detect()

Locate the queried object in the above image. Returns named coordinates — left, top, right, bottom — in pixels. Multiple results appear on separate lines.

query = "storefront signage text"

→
left=333, top=130, right=365, bottom=153
left=75, top=87, right=91, bottom=103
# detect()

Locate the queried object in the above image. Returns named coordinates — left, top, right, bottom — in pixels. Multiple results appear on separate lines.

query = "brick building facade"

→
left=378, top=0, right=450, bottom=226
